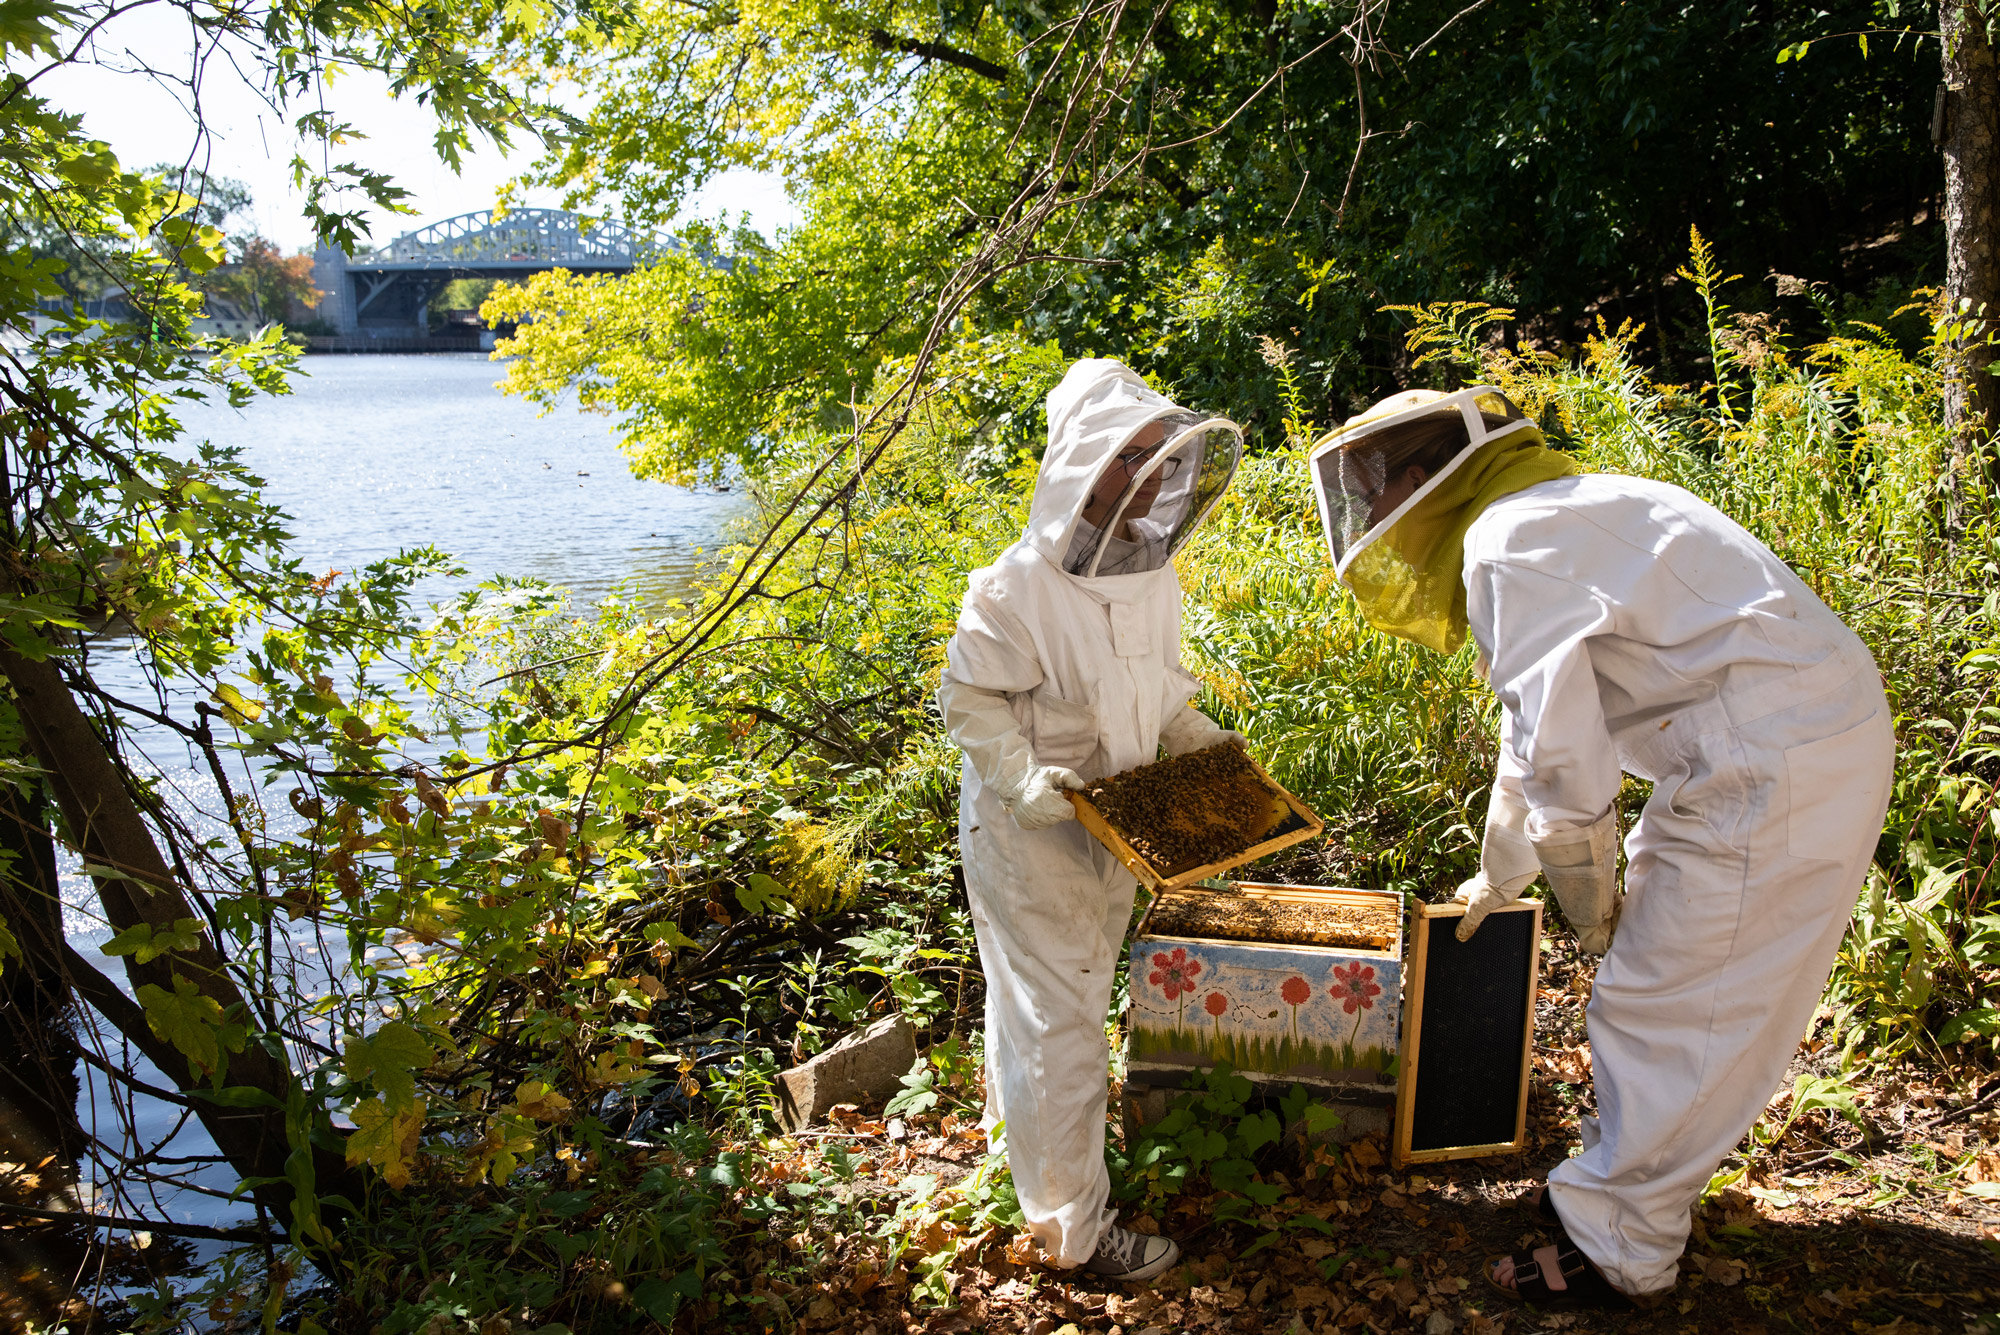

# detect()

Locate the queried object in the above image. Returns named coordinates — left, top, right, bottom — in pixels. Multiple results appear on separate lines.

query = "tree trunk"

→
left=1941, top=3, right=2000, bottom=483
left=0, top=786, right=86, bottom=1192
left=0, top=644, right=351, bottom=1232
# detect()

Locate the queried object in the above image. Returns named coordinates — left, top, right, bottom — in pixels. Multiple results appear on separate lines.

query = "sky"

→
left=36, top=6, right=799, bottom=254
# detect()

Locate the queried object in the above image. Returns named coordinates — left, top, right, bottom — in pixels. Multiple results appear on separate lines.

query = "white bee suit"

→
left=937, top=359, right=1241, bottom=1266
left=1462, top=473, right=1894, bottom=1296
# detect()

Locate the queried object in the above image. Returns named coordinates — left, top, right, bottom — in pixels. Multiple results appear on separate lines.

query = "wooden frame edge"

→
left=1073, top=749, right=1327, bottom=894
left=1393, top=897, right=1543, bottom=1168
left=1391, top=905, right=1429, bottom=1170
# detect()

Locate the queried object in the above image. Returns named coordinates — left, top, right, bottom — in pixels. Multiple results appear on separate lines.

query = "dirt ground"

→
left=731, top=939, right=2000, bottom=1335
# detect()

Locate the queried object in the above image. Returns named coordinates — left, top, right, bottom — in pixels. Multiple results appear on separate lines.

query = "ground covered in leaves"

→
left=672, top=940, right=2000, bottom=1335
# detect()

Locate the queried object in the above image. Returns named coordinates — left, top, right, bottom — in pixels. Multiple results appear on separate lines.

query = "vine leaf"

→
left=103, top=917, right=205, bottom=965
left=739, top=872, right=791, bottom=915
left=210, top=682, right=263, bottom=724
left=136, top=976, right=233, bottom=1077
left=345, top=1095, right=426, bottom=1189
left=643, top=921, right=697, bottom=950
left=342, top=1022, right=437, bottom=1113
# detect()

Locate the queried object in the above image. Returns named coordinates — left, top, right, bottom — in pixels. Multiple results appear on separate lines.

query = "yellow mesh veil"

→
left=1311, top=388, right=1579, bottom=653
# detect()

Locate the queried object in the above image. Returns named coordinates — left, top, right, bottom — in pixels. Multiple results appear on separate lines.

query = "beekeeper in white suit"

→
left=938, top=358, right=1243, bottom=1282
left=1308, top=387, right=1894, bottom=1309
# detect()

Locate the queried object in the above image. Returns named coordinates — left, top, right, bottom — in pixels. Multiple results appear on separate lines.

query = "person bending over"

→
left=1307, top=387, right=1893, bottom=1308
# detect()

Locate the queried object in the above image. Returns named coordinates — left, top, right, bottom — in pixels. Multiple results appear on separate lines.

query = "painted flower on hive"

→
left=1204, top=990, right=1228, bottom=1043
left=1149, top=948, right=1202, bottom=999
left=1149, top=947, right=1203, bottom=1027
left=1328, top=962, right=1381, bottom=1015
left=1280, top=975, right=1310, bottom=1043
left=1330, top=961, right=1382, bottom=1055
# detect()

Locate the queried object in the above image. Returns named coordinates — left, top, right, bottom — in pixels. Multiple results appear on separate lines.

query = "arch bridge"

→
left=311, top=209, right=662, bottom=338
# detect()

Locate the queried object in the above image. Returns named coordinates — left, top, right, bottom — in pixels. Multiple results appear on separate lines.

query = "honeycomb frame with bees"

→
left=1069, top=743, right=1322, bottom=891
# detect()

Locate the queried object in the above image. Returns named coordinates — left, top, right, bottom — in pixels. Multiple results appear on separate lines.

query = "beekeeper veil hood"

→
left=1025, top=359, right=1243, bottom=579
left=1307, top=385, right=1578, bottom=652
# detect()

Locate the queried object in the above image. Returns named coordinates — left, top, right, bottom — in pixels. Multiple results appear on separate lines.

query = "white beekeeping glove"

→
left=1529, top=807, right=1622, bottom=955
left=992, top=763, right=1087, bottom=830
left=1158, top=705, right=1246, bottom=758
left=1455, top=780, right=1542, bottom=941
left=937, top=676, right=1085, bottom=831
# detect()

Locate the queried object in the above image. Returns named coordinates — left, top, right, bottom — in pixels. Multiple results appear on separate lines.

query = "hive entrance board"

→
left=1070, top=744, right=1322, bottom=892
left=1392, top=898, right=1543, bottom=1167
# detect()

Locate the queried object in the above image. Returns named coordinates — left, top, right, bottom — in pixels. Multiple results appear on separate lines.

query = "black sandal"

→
left=1484, top=1232, right=1635, bottom=1311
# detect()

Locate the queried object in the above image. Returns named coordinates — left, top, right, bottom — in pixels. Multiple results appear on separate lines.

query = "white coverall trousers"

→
left=962, top=777, right=1136, bottom=1266
left=1546, top=662, right=1894, bottom=1295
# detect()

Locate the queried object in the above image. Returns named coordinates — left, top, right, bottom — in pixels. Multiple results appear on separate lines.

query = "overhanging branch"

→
left=867, top=30, right=1009, bottom=81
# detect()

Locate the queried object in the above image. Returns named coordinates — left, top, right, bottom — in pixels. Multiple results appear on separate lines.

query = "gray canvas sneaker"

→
left=1083, top=1223, right=1180, bottom=1282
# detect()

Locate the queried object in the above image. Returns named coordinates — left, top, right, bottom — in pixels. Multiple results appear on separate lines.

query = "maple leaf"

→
left=345, top=1095, right=426, bottom=1189
left=342, top=1022, right=437, bottom=1113
left=136, top=976, right=233, bottom=1077
left=103, top=917, right=206, bottom=965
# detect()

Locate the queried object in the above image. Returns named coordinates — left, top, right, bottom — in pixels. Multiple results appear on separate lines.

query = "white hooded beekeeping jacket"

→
left=938, top=358, right=1239, bottom=1266
left=1465, top=473, right=1894, bottom=1296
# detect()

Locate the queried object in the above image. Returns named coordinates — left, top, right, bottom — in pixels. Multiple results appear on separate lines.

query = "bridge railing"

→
left=354, top=209, right=659, bottom=268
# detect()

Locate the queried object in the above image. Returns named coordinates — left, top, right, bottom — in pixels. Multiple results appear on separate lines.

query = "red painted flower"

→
left=1148, top=947, right=1202, bottom=1001
left=1329, top=962, right=1381, bottom=1015
left=1279, top=972, right=1310, bottom=1043
left=1204, top=991, right=1228, bottom=1017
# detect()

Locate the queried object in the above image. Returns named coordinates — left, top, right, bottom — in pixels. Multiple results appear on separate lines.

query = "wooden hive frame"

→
left=1068, top=751, right=1324, bottom=893
left=1392, top=898, right=1544, bottom=1167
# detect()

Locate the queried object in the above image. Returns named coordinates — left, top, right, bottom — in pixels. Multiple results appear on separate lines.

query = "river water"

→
left=20, top=355, right=740, bottom=1314
left=184, top=353, right=741, bottom=607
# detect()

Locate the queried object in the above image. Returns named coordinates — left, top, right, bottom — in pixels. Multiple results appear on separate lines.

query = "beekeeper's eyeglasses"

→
left=1111, top=448, right=1183, bottom=480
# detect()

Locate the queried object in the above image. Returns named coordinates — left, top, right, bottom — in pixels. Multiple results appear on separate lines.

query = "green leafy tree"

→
left=494, top=0, right=1942, bottom=472
left=0, top=0, right=586, bottom=1260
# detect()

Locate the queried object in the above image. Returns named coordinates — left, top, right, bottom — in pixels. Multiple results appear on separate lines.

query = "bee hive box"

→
left=1124, top=882, right=1402, bottom=1094
left=1070, top=744, right=1322, bottom=892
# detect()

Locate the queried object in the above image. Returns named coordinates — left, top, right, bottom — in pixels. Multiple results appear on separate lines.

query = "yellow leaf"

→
left=136, top=976, right=228, bottom=1077
left=210, top=682, right=263, bottom=725
left=342, top=1022, right=437, bottom=1114
left=586, top=1049, right=646, bottom=1088
left=464, top=1113, right=538, bottom=1185
left=345, top=1096, right=425, bottom=1189
left=511, top=1080, right=572, bottom=1122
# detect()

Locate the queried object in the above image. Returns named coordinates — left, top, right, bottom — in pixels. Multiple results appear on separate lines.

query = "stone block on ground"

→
left=776, top=1013, right=917, bottom=1131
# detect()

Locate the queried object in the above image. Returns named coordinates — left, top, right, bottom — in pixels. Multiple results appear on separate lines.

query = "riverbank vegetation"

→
left=6, top=0, right=2000, bottom=1331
